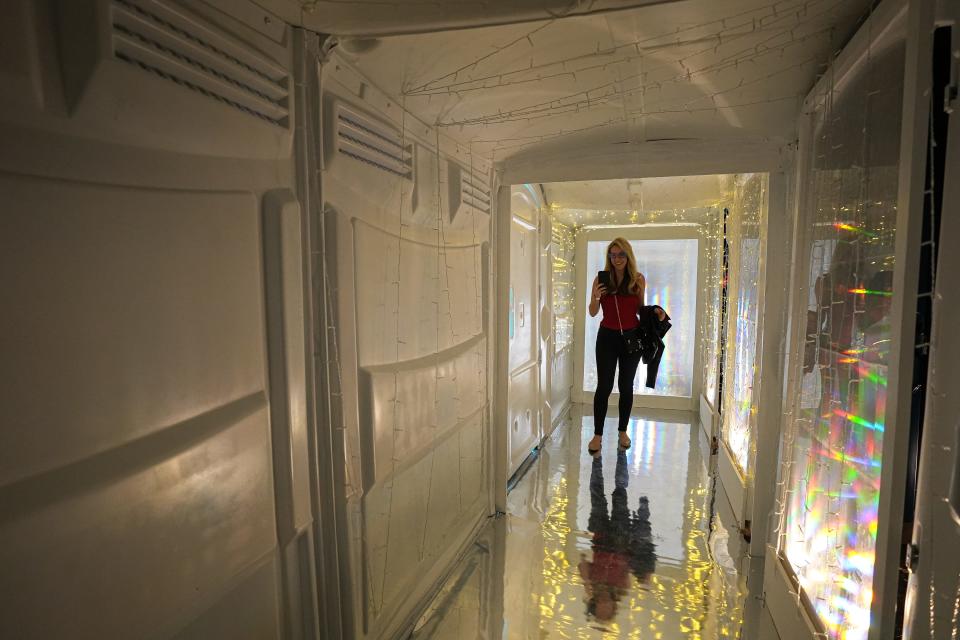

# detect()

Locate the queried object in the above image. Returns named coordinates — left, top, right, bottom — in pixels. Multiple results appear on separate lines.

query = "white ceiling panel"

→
left=330, top=0, right=872, bottom=161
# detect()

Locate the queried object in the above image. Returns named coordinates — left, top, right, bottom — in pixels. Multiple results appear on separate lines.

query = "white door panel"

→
left=539, top=215, right=553, bottom=437
left=507, top=186, right=542, bottom=477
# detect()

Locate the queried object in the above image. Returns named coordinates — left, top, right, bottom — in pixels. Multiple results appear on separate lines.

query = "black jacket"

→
left=635, top=305, right=671, bottom=388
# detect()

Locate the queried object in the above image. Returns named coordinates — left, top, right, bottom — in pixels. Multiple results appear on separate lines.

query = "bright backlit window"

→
left=582, top=238, right=698, bottom=398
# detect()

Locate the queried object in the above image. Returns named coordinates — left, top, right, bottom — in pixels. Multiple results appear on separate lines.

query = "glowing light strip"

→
left=512, top=216, right=537, bottom=231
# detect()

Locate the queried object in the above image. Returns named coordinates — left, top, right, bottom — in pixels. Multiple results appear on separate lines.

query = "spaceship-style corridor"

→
left=1, top=1, right=958, bottom=639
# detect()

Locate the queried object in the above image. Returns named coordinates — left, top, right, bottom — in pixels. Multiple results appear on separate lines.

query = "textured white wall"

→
left=0, top=2, right=312, bottom=638
left=550, top=220, right=576, bottom=425
left=321, top=57, right=493, bottom=639
left=507, top=186, right=543, bottom=475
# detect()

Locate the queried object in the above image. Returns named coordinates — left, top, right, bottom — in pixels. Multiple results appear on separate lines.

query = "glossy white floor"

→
left=409, top=404, right=778, bottom=639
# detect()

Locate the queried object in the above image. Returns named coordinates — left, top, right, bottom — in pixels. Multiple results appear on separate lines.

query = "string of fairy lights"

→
left=550, top=221, right=576, bottom=354
left=768, top=3, right=904, bottom=637
left=406, top=0, right=844, bottom=100
left=434, top=23, right=838, bottom=128
left=321, top=87, right=494, bottom=614
left=721, top=174, right=767, bottom=478
left=371, top=0, right=870, bottom=163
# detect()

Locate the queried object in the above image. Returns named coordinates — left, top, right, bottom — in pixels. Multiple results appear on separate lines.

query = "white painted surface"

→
left=0, top=2, right=312, bottom=637
left=538, top=213, right=554, bottom=437
left=256, top=0, right=684, bottom=37
left=321, top=57, right=493, bottom=639
left=508, top=185, right=542, bottom=475
left=336, top=0, right=871, bottom=168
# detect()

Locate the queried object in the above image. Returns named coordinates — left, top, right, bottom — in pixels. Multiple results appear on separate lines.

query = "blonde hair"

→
left=604, top=238, right=645, bottom=299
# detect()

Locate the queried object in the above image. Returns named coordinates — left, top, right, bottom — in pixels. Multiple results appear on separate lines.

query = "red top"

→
left=589, top=550, right=630, bottom=588
left=600, top=294, right=641, bottom=330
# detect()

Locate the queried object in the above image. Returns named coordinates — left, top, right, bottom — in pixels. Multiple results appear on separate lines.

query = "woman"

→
left=588, top=238, right=646, bottom=454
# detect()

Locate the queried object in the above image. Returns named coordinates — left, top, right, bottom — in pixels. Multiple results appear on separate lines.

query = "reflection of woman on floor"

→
left=579, top=450, right=657, bottom=623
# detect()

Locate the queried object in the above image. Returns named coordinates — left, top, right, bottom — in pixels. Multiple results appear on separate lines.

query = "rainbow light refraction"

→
left=784, top=355, right=885, bottom=640
left=849, top=288, right=892, bottom=297
left=834, top=222, right=878, bottom=238
left=722, top=175, right=765, bottom=476
left=779, top=44, right=902, bottom=633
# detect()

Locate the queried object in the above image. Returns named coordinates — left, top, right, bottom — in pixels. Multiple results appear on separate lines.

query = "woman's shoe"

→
left=587, top=434, right=602, bottom=455
left=618, top=432, right=632, bottom=449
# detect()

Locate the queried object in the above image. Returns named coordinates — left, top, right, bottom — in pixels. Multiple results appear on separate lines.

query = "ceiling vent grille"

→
left=110, top=0, right=289, bottom=126
left=334, top=103, right=413, bottom=179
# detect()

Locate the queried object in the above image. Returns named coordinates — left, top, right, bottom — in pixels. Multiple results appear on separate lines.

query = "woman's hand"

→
left=592, top=279, right=608, bottom=301
left=589, top=278, right=606, bottom=317
left=654, top=307, right=666, bottom=321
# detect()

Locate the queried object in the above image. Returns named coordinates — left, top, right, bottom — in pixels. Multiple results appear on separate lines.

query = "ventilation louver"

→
left=110, top=0, right=289, bottom=126
left=334, top=103, right=413, bottom=179
left=448, top=162, right=491, bottom=220
left=460, top=167, right=491, bottom=214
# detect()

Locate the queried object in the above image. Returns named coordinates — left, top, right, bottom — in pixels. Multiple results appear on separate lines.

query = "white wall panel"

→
left=322, top=58, right=492, bottom=640
left=508, top=186, right=543, bottom=476
left=0, top=2, right=307, bottom=638
left=1, top=182, right=266, bottom=485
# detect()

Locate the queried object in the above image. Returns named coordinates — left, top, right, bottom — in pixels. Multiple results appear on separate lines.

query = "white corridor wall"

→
left=0, top=4, right=319, bottom=638
left=320, top=57, right=493, bottom=640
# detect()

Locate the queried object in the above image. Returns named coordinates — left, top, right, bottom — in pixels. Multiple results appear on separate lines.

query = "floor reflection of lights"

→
left=412, top=405, right=764, bottom=640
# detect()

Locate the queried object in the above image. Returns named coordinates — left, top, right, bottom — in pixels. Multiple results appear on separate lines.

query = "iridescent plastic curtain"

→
left=721, top=175, right=767, bottom=475
left=700, top=207, right=725, bottom=408
left=582, top=238, right=699, bottom=398
left=552, top=222, right=576, bottom=353
left=776, top=13, right=905, bottom=638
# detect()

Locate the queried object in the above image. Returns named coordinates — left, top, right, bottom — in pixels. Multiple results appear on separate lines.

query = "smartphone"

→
left=598, top=270, right=613, bottom=292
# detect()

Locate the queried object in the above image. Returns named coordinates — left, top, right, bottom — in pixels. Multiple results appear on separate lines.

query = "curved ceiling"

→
left=546, top=174, right=732, bottom=211
left=257, top=0, right=873, bottom=165
left=544, top=175, right=733, bottom=226
left=337, top=0, right=871, bottom=163
left=256, top=0, right=687, bottom=37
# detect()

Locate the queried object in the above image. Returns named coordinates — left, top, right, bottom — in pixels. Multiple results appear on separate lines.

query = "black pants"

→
left=594, top=326, right=642, bottom=435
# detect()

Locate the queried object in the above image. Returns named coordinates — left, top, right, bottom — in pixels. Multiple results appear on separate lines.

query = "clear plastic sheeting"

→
left=721, top=175, right=768, bottom=475
left=551, top=220, right=577, bottom=421
left=774, top=8, right=906, bottom=638
left=552, top=222, right=576, bottom=353
left=582, top=238, right=699, bottom=398
left=699, top=206, right=725, bottom=409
